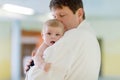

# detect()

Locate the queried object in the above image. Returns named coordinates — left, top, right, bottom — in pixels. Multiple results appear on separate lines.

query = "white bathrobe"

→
left=25, top=20, right=101, bottom=80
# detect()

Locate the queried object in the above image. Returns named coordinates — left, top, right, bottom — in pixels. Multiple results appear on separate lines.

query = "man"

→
left=25, top=0, right=101, bottom=80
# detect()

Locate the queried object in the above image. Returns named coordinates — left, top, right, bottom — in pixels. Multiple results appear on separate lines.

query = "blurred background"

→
left=0, top=0, right=120, bottom=80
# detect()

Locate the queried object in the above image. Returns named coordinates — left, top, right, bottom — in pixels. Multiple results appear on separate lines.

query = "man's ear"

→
left=77, top=8, right=84, bottom=19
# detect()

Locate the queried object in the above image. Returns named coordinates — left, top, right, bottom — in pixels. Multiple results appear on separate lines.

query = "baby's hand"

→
left=24, top=58, right=33, bottom=73
left=44, top=63, right=51, bottom=72
left=33, top=55, right=44, bottom=68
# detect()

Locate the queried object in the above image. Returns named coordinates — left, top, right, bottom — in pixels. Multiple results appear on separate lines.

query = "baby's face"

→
left=42, top=26, right=64, bottom=46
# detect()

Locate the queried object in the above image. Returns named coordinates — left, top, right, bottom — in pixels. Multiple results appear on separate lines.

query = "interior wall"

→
left=87, top=17, right=120, bottom=77
left=0, top=21, right=11, bottom=80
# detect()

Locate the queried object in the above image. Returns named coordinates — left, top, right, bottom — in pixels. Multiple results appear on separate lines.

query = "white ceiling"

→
left=0, top=0, right=120, bottom=19
left=0, top=0, right=50, bottom=14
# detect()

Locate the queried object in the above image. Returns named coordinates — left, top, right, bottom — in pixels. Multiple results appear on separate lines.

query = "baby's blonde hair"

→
left=42, top=19, right=65, bottom=33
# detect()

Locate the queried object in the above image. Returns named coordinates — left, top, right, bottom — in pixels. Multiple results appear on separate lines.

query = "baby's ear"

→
left=41, top=33, right=45, bottom=40
left=41, top=33, right=43, bottom=38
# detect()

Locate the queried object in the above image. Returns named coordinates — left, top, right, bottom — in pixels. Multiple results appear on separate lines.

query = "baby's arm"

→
left=33, top=42, right=51, bottom=72
left=36, top=42, right=49, bottom=57
left=33, top=56, right=51, bottom=72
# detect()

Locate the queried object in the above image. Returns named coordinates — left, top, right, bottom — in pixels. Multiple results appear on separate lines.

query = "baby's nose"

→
left=51, top=35, right=56, bottom=39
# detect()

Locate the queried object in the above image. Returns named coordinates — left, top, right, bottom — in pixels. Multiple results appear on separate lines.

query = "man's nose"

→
left=55, top=16, right=61, bottom=21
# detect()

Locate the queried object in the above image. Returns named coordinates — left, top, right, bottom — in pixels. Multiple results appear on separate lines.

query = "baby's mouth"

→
left=50, top=41, right=55, bottom=44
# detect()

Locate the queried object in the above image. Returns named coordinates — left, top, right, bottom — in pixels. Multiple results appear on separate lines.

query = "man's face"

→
left=51, top=6, right=81, bottom=31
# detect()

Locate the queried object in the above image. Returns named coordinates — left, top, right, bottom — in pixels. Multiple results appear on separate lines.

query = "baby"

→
left=27, top=19, right=65, bottom=72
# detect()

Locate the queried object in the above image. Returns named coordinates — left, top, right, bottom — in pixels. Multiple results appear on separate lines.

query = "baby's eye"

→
left=56, top=34, right=60, bottom=36
left=47, top=32, right=51, bottom=35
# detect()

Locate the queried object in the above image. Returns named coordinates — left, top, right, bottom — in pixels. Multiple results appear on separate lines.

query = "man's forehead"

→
left=51, top=8, right=64, bottom=14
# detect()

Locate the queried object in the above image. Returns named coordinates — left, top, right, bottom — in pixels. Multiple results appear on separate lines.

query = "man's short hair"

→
left=49, top=0, right=85, bottom=19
